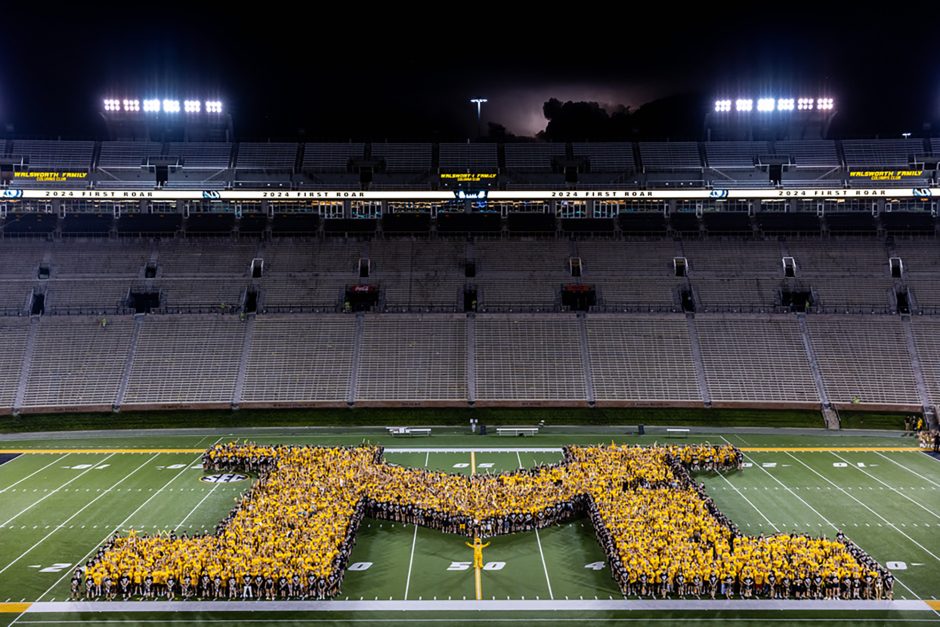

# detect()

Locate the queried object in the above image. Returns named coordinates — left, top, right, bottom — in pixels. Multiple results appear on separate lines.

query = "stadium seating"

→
left=357, top=314, right=466, bottom=401
left=586, top=315, right=700, bottom=403
left=23, top=316, right=132, bottom=410
left=4, top=138, right=940, bottom=416
left=438, top=143, right=497, bottom=170
left=806, top=316, right=919, bottom=407
left=241, top=315, right=354, bottom=404
left=474, top=315, right=585, bottom=402
left=123, top=315, right=246, bottom=407
left=696, top=314, right=817, bottom=404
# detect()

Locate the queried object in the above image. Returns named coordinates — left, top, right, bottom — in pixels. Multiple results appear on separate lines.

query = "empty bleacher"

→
left=241, top=315, right=354, bottom=404
left=165, top=142, right=232, bottom=189
left=842, top=139, right=927, bottom=168
left=123, top=315, right=245, bottom=406
left=0, top=319, right=29, bottom=409
left=438, top=143, right=497, bottom=170
left=9, top=140, right=94, bottom=179
left=639, top=142, right=702, bottom=170
left=95, top=141, right=163, bottom=189
left=233, top=143, right=297, bottom=188
left=23, top=316, right=132, bottom=410
left=911, top=318, right=940, bottom=405
left=587, top=315, right=700, bottom=403
left=371, top=143, right=432, bottom=173
left=807, top=316, right=919, bottom=407
left=475, top=315, right=585, bottom=401
left=775, top=140, right=841, bottom=168
left=357, top=315, right=466, bottom=401
left=696, top=314, right=817, bottom=404
left=504, top=143, right=564, bottom=171
left=705, top=141, right=767, bottom=168
left=572, top=142, right=635, bottom=173
left=302, top=143, right=364, bottom=172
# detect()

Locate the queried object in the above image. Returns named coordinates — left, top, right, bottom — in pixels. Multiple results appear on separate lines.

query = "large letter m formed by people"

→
left=84, top=443, right=879, bottom=597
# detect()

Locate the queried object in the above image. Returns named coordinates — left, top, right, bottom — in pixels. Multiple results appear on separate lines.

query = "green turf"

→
left=0, top=405, right=855, bottom=434
left=839, top=411, right=910, bottom=430
left=0, top=429, right=937, bottom=627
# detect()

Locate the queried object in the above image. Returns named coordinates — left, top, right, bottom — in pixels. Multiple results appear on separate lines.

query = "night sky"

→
left=0, top=5, right=935, bottom=141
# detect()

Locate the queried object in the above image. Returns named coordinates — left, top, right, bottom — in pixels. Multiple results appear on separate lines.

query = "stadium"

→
left=2, top=10, right=940, bottom=627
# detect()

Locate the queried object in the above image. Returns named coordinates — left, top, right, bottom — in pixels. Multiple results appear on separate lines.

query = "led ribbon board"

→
left=83, top=443, right=884, bottom=598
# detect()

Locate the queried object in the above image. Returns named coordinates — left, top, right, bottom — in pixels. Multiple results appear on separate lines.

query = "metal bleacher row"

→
left=0, top=235, right=932, bottom=414
left=0, top=237, right=937, bottom=316
left=2, top=138, right=938, bottom=190
left=0, top=311, right=935, bottom=413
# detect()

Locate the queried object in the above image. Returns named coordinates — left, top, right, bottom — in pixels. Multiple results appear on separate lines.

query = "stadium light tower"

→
left=470, top=98, right=487, bottom=137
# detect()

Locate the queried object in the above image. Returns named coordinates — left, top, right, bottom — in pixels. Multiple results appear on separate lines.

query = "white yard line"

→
left=403, top=450, right=430, bottom=600
left=36, top=450, right=212, bottom=603
left=714, top=470, right=780, bottom=532
left=173, top=479, right=222, bottom=531
left=829, top=451, right=940, bottom=520
left=517, top=451, right=554, bottom=600
left=721, top=440, right=922, bottom=599
left=0, top=454, right=69, bottom=493
left=874, top=451, right=940, bottom=490
left=0, top=453, right=158, bottom=577
left=403, top=524, right=419, bottom=600
left=782, top=451, right=936, bottom=605
left=0, top=453, right=117, bottom=528
left=785, top=452, right=940, bottom=565
left=384, top=448, right=563, bottom=454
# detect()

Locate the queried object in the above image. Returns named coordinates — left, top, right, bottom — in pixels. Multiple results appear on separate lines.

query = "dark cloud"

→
left=0, top=5, right=936, bottom=139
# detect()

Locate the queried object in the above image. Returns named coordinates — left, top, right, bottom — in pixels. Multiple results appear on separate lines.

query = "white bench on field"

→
left=666, top=428, right=690, bottom=438
left=496, top=427, right=539, bottom=437
left=386, top=426, right=432, bottom=437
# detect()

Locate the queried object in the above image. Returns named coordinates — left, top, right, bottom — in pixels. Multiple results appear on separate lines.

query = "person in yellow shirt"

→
left=465, top=537, right=490, bottom=569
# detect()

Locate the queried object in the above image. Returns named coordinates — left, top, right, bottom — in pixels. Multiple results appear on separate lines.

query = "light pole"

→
left=470, top=98, right=487, bottom=137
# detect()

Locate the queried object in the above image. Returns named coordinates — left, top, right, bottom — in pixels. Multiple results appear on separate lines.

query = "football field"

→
left=0, top=429, right=938, bottom=625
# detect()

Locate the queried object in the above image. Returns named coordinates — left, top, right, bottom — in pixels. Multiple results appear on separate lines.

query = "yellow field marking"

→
left=927, top=600, right=940, bottom=610
left=0, top=602, right=31, bottom=613
left=0, top=449, right=203, bottom=454
left=474, top=558, right=483, bottom=601
left=470, top=450, right=482, bottom=600
left=740, top=447, right=922, bottom=452
left=0, top=446, right=926, bottom=456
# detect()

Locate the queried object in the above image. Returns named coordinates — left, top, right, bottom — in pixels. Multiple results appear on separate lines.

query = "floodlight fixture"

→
left=776, top=98, right=794, bottom=111
left=735, top=98, right=753, bottom=112
left=757, top=98, right=775, bottom=112
left=184, top=100, right=201, bottom=113
left=714, top=99, right=732, bottom=112
left=143, top=99, right=161, bottom=113
left=163, top=99, right=180, bottom=113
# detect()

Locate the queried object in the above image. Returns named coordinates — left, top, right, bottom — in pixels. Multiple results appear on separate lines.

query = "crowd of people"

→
left=75, top=441, right=891, bottom=601
left=917, top=428, right=940, bottom=453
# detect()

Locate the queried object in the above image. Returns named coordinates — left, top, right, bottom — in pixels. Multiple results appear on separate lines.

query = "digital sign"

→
left=849, top=170, right=925, bottom=182
left=12, top=171, right=88, bottom=183
left=440, top=172, right=498, bottom=184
